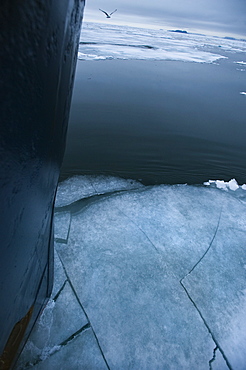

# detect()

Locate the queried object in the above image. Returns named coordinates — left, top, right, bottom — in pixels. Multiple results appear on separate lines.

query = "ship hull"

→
left=0, top=1, right=85, bottom=368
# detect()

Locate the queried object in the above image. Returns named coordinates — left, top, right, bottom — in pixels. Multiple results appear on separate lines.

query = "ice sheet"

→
left=58, top=197, right=216, bottom=368
left=18, top=176, right=246, bottom=368
left=57, top=179, right=246, bottom=367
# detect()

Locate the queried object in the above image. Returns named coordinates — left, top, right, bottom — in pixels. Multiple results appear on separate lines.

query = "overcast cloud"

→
left=83, top=0, right=246, bottom=38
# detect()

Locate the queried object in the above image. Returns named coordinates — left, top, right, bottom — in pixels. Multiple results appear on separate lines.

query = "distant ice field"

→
left=78, top=22, right=246, bottom=63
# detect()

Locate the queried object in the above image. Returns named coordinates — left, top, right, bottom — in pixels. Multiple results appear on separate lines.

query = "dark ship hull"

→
left=0, top=1, right=85, bottom=368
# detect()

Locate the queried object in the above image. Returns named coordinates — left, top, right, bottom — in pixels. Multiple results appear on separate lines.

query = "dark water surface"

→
left=61, top=58, right=246, bottom=184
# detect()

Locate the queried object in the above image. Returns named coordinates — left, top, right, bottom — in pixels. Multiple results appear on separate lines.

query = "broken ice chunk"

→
left=204, top=178, right=244, bottom=194
left=227, top=178, right=239, bottom=191
left=16, top=282, right=88, bottom=368
left=54, top=212, right=71, bottom=242
left=55, top=175, right=143, bottom=207
left=55, top=176, right=96, bottom=207
left=51, top=248, right=67, bottom=300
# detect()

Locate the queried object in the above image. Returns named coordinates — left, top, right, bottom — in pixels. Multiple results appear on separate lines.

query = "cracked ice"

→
left=16, top=176, right=246, bottom=369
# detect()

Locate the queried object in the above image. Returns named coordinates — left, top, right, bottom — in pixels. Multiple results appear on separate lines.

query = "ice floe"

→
left=235, top=61, right=246, bottom=65
left=17, top=175, right=246, bottom=369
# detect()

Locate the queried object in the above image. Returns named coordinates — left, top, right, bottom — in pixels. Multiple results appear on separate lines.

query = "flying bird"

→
left=99, top=9, right=117, bottom=18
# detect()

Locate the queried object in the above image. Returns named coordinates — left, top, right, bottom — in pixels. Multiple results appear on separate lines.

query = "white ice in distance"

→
left=78, top=22, right=246, bottom=63
left=235, top=61, right=246, bottom=65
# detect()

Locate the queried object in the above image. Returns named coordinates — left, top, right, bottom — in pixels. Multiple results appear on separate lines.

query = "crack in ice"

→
left=56, top=252, right=111, bottom=370
left=53, top=279, right=68, bottom=302
left=180, top=206, right=233, bottom=370
left=180, top=280, right=232, bottom=370
left=209, top=345, right=218, bottom=370
left=59, top=323, right=90, bottom=347
left=24, top=324, right=91, bottom=367
left=115, top=206, right=160, bottom=253
left=184, top=206, right=223, bottom=277
left=55, top=190, right=133, bottom=214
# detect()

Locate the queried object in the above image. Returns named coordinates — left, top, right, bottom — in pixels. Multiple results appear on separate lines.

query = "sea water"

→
left=61, top=22, right=246, bottom=185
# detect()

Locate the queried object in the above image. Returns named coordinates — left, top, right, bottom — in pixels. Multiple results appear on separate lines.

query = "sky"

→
left=83, top=0, right=246, bottom=38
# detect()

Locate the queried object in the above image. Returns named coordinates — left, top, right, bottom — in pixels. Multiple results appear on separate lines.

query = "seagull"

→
left=99, top=9, right=117, bottom=18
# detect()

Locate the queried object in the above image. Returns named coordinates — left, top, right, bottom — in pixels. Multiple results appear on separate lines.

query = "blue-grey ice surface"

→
left=16, top=176, right=246, bottom=369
